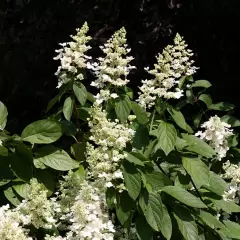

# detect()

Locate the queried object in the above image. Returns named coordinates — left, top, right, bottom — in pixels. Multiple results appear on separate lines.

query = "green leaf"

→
left=124, top=152, right=148, bottom=166
left=223, top=220, right=240, bottom=239
left=144, top=171, right=172, bottom=192
left=10, top=155, right=33, bottom=182
left=193, top=112, right=203, bottom=128
left=131, top=102, right=148, bottom=124
left=4, top=187, right=21, bottom=206
left=167, top=106, right=193, bottom=133
left=182, top=134, right=215, bottom=158
left=21, top=119, right=62, bottom=144
left=198, top=94, right=212, bottom=107
left=182, top=157, right=210, bottom=188
left=209, top=102, right=235, bottom=111
left=116, top=191, right=133, bottom=225
left=162, top=186, right=206, bottom=208
left=63, top=96, right=74, bottom=121
left=13, top=182, right=30, bottom=199
left=34, top=146, right=79, bottom=171
left=132, top=125, right=149, bottom=151
left=186, top=90, right=194, bottom=104
left=192, top=80, right=212, bottom=88
left=156, top=121, right=177, bottom=155
left=123, top=162, right=141, bottom=200
left=35, top=170, right=56, bottom=196
left=61, top=120, right=77, bottom=136
left=115, top=96, right=131, bottom=123
left=198, top=210, right=227, bottom=231
left=144, top=192, right=172, bottom=239
left=173, top=206, right=198, bottom=240
left=71, top=142, right=86, bottom=162
left=203, top=171, right=228, bottom=196
left=136, top=216, right=153, bottom=240
left=213, top=199, right=240, bottom=213
left=175, top=173, right=190, bottom=190
left=73, top=82, right=87, bottom=105
left=221, top=115, right=240, bottom=127
left=0, top=146, right=8, bottom=156
left=0, top=101, right=8, bottom=130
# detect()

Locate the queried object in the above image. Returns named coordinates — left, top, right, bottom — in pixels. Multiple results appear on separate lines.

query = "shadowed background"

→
left=1, top=0, right=239, bottom=132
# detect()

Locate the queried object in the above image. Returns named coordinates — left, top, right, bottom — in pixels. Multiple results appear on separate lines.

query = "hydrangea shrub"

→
left=1, top=22, right=240, bottom=239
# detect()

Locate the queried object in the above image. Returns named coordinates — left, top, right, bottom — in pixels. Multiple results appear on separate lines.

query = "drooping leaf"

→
left=156, top=121, right=177, bottom=155
left=198, top=210, right=228, bottom=232
left=124, top=151, right=149, bottom=166
left=209, top=102, right=235, bottom=111
left=213, top=199, right=240, bottom=213
left=131, top=102, right=148, bottom=124
left=192, top=80, right=212, bottom=88
left=173, top=206, right=198, bottom=240
left=144, top=171, right=172, bottom=192
left=10, top=152, right=33, bottom=182
left=4, top=187, right=21, bottom=206
left=144, top=192, right=172, bottom=239
left=162, top=186, right=206, bottom=208
left=71, top=142, right=86, bottom=162
left=115, top=96, right=131, bottom=123
left=0, top=146, right=8, bottom=156
left=167, top=106, right=193, bottom=133
left=221, top=115, right=240, bottom=127
left=21, top=119, right=62, bottom=144
left=182, top=134, right=215, bottom=158
left=34, top=146, right=79, bottom=171
left=132, top=125, right=149, bottom=151
left=61, top=120, right=77, bottom=136
left=223, top=220, right=240, bottom=239
left=193, top=112, right=203, bottom=128
left=73, top=82, right=87, bottom=105
left=123, top=162, right=141, bottom=200
left=198, top=94, right=212, bottom=108
left=136, top=216, right=153, bottom=240
left=203, top=171, right=228, bottom=196
left=13, top=182, right=30, bottom=199
left=116, top=191, right=133, bottom=225
left=186, top=90, right=194, bottom=104
left=182, top=157, right=210, bottom=188
left=63, top=96, right=74, bottom=121
left=0, top=101, right=8, bottom=130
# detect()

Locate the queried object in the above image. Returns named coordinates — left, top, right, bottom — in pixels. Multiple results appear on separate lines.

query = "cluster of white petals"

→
left=17, top=178, right=58, bottom=229
left=0, top=205, right=32, bottom=240
left=60, top=181, right=115, bottom=240
left=86, top=105, right=135, bottom=190
left=137, top=33, right=197, bottom=109
left=94, top=89, right=119, bottom=106
left=88, top=105, right=135, bottom=150
left=90, top=27, right=135, bottom=88
left=54, top=22, right=91, bottom=88
left=195, top=115, right=233, bottom=160
left=222, top=160, right=240, bottom=203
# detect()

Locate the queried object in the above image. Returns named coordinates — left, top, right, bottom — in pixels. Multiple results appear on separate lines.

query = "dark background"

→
left=1, top=0, right=239, bottom=133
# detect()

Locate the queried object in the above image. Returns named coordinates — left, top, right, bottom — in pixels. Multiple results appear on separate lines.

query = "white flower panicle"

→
left=54, top=22, right=91, bottom=88
left=88, top=105, right=135, bottom=150
left=94, top=89, right=119, bottom=106
left=222, top=160, right=240, bottom=203
left=17, top=178, right=58, bottom=229
left=137, top=33, right=197, bottom=109
left=0, top=205, right=32, bottom=240
left=195, top=116, right=233, bottom=160
left=63, top=181, right=115, bottom=240
left=86, top=105, right=135, bottom=190
left=90, top=27, right=135, bottom=88
left=223, top=160, right=240, bottom=184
